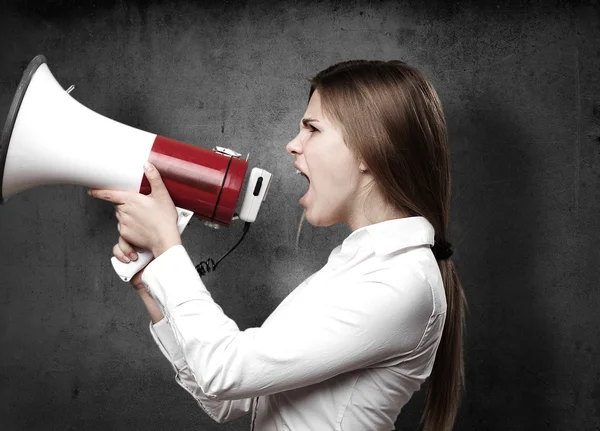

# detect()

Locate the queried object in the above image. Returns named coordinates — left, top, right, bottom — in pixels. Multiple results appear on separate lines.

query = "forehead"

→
left=302, top=90, right=346, bottom=137
left=304, top=90, right=323, bottom=117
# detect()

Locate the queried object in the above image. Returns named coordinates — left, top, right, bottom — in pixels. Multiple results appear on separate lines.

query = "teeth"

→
left=296, top=169, right=301, bottom=175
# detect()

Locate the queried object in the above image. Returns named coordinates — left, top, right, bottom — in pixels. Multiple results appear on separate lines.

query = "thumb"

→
left=143, top=161, right=168, bottom=196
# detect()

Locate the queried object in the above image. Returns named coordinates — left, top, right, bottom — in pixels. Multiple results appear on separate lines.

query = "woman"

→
left=89, top=60, right=466, bottom=430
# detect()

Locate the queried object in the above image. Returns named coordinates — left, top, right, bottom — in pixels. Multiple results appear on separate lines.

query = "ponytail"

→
left=422, top=258, right=466, bottom=430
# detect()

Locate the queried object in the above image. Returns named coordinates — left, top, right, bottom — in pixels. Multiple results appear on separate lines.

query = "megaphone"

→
left=0, top=55, right=272, bottom=281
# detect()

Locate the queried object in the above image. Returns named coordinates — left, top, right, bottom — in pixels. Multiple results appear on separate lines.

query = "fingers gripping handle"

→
left=111, top=248, right=153, bottom=282
left=110, top=207, right=194, bottom=282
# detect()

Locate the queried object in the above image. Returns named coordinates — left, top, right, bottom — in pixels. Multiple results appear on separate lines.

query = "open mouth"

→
left=296, top=169, right=310, bottom=184
left=295, top=168, right=311, bottom=206
left=296, top=169, right=311, bottom=206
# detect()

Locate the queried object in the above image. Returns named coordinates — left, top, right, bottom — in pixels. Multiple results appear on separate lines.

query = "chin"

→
left=304, top=208, right=338, bottom=228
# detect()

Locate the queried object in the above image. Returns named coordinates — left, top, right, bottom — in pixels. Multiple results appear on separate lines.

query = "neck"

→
left=346, top=192, right=407, bottom=232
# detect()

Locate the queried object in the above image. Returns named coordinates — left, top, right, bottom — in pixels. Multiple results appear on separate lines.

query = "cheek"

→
left=315, top=163, right=357, bottom=203
left=305, top=141, right=356, bottom=195
left=327, top=158, right=356, bottom=187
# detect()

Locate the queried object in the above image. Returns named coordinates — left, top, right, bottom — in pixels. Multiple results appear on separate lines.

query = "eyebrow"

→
left=301, top=118, right=319, bottom=127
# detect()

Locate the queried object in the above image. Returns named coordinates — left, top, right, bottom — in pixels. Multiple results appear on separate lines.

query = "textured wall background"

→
left=1, top=0, right=599, bottom=429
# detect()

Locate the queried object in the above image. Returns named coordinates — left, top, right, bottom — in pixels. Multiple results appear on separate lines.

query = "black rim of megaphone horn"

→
left=0, top=55, right=47, bottom=204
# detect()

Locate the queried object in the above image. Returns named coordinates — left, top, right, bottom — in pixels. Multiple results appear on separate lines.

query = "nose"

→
left=286, top=132, right=303, bottom=156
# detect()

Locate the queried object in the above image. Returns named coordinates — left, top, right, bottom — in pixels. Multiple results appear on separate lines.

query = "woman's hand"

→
left=113, top=235, right=165, bottom=323
left=113, top=236, right=146, bottom=291
left=88, top=161, right=182, bottom=258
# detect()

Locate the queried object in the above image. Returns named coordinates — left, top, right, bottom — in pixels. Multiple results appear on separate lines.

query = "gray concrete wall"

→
left=0, top=0, right=598, bottom=429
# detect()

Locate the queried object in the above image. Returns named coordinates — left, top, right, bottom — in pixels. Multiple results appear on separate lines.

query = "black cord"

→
left=195, top=221, right=252, bottom=276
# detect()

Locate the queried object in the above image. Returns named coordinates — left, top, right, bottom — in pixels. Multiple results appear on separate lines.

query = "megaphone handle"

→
left=110, top=207, right=194, bottom=282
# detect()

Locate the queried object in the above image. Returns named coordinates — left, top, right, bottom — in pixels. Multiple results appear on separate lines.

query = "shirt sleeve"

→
left=149, top=317, right=253, bottom=423
left=141, top=245, right=434, bottom=401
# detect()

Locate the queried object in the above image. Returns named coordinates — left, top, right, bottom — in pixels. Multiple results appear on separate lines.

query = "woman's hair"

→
left=303, top=60, right=466, bottom=430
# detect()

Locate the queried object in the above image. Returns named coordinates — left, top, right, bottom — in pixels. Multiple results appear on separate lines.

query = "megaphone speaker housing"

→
left=0, top=55, right=247, bottom=226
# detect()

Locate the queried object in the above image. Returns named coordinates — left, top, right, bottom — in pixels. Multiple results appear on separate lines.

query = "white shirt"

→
left=143, top=216, right=446, bottom=430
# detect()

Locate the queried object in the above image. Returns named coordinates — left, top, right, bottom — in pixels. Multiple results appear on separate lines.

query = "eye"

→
left=308, top=124, right=319, bottom=133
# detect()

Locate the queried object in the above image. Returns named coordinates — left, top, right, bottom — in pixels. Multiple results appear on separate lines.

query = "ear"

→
left=358, top=160, right=369, bottom=173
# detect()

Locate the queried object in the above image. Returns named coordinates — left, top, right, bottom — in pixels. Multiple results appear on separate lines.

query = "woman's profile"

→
left=89, top=59, right=466, bottom=431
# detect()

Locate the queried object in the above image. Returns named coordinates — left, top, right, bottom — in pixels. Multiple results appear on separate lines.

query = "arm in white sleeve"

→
left=149, top=317, right=253, bottom=423
left=141, top=245, right=434, bottom=401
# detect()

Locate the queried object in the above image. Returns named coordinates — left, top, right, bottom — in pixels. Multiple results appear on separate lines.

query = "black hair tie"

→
left=432, top=240, right=453, bottom=260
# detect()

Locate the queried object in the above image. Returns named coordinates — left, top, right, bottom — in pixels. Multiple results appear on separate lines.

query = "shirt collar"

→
left=338, top=216, right=435, bottom=257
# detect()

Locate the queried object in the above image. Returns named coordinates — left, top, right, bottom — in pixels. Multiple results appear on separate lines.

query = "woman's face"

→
left=286, top=90, right=365, bottom=227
